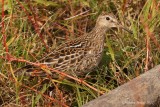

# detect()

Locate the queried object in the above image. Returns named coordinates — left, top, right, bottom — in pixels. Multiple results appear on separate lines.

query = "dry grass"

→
left=1, top=0, right=160, bottom=106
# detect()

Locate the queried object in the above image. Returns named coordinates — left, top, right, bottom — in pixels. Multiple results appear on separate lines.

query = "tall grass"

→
left=0, top=0, right=160, bottom=106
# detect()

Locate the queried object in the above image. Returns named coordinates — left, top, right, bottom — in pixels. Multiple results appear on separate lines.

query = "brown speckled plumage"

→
left=15, top=13, right=132, bottom=78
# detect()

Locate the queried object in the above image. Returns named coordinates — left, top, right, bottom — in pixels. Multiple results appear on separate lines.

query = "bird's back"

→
left=15, top=32, right=105, bottom=77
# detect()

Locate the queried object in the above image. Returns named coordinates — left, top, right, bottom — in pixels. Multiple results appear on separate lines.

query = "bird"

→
left=14, top=13, right=132, bottom=78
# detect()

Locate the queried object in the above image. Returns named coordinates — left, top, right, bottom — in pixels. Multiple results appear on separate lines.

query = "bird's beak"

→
left=118, top=24, right=133, bottom=34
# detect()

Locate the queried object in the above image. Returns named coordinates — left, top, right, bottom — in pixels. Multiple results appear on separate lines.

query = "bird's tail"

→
left=14, top=65, right=48, bottom=77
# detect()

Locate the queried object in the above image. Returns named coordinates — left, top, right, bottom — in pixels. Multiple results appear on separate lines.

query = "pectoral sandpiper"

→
left=15, top=13, right=132, bottom=78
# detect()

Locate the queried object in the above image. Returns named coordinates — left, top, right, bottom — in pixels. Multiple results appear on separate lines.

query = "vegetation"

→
left=0, top=0, right=160, bottom=106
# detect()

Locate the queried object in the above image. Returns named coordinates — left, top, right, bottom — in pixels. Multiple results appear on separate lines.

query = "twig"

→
left=15, top=0, right=49, bottom=52
left=1, top=0, right=10, bottom=61
left=8, top=56, right=104, bottom=94
left=65, top=10, right=90, bottom=20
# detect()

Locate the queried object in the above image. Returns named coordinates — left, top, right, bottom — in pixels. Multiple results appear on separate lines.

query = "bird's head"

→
left=96, top=13, right=132, bottom=33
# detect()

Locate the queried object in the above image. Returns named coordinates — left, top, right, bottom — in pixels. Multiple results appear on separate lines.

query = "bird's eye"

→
left=106, top=17, right=110, bottom=20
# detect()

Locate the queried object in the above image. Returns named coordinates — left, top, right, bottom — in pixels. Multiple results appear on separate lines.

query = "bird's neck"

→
left=87, top=26, right=108, bottom=40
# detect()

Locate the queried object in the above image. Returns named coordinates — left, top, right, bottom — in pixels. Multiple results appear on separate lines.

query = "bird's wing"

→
left=14, top=37, right=91, bottom=77
left=40, top=38, right=90, bottom=72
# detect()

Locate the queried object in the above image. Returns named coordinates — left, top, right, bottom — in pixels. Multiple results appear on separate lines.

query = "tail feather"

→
left=14, top=65, right=48, bottom=77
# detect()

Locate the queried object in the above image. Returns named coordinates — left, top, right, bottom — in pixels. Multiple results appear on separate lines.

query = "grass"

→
left=1, top=0, right=160, bottom=106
